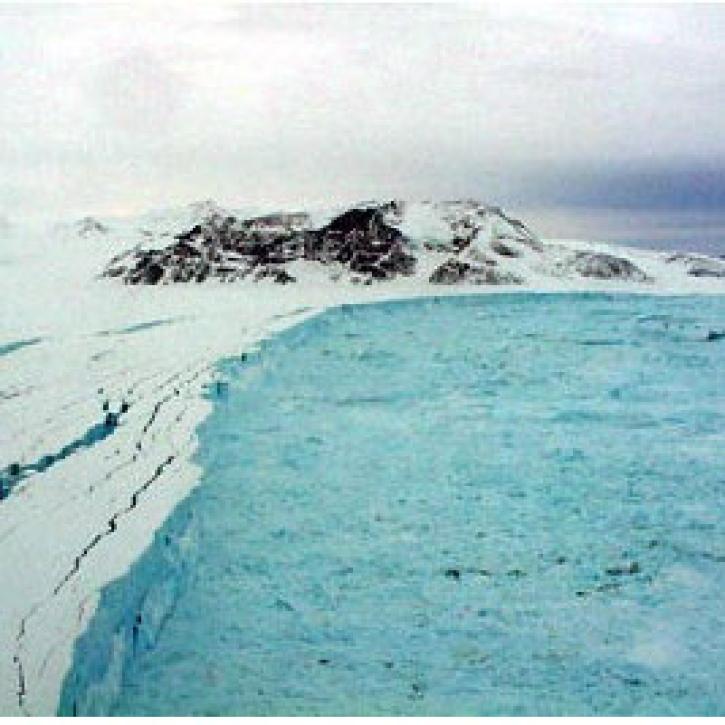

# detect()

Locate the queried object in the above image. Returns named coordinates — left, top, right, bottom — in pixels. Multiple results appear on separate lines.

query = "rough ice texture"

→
left=0, top=198, right=724, bottom=715
left=60, top=295, right=725, bottom=716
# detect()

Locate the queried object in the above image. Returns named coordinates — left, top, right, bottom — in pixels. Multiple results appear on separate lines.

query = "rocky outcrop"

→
left=416, top=201, right=542, bottom=256
left=253, top=266, right=296, bottom=284
left=689, top=264, right=725, bottom=279
left=490, top=239, right=520, bottom=258
left=666, top=254, right=725, bottom=279
left=489, top=207, right=543, bottom=252
left=77, top=217, right=108, bottom=237
left=307, top=207, right=416, bottom=279
left=665, top=252, right=725, bottom=278
left=567, top=252, right=651, bottom=282
left=429, top=258, right=523, bottom=285
left=97, top=199, right=724, bottom=290
left=106, top=211, right=301, bottom=285
left=105, top=203, right=416, bottom=285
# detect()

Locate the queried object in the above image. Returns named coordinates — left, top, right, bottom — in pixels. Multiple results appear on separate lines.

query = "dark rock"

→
left=77, top=216, right=108, bottom=236
left=9, top=462, right=20, bottom=477
left=102, top=201, right=555, bottom=286
left=706, top=330, right=725, bottom=341
left=491, top=239, right=520, bottom=257
left=409, top=683, right=425, bottom=700
left=173, top=240, right=201, bottom=258
left=688, top=263, right=725, bottom=278
left=143, top=263, right=164, bottom=285
left=451, top=235, right=472, bottom=253
left=105, top=203, right=414, bottom=285
left=175, top=225, right=202, bottom=243
left=195, top=263, right=210, bottom=283
left=430, top=259, right=473, bottom=284
left=429, top=258, right=523, bottom=285
left=243, top=212, right=309, bottom=231
left=306, top=206, right=416, bottom=279
left=570, top=252, right=651, bottom=282
left=274, top=269, right=296, bottom=284
left=444, top=568, right=461, bottom=580
left=492, top=208, right=544, bottom=251
left=254, top=266, right=296, bottom=284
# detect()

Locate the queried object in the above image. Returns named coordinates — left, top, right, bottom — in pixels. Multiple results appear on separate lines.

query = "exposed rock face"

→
left=664, top=253, right=725, bottom=278
left=429, top=258, right=523, bottom=285
left=568, top=252, right=651, bottom=282
left=107, top=211, right=302, bottom=285
left=664, top=252, right=725, bottom=278
left=253, top=266, right=296, bottom=284
left=106, top=203, right=417, bottom=285
left=77, top=217, right=108, bottom=236
left=490, top=207, right=544, bottom=252
left=689, top=265, right=725, bottom=279
left=490, top=240, right=520, bottom=258
left=143, top=262, right=164, bottom=285
left=97, top=199, right=725, bottom=290
left=416, top=201, right=541, bottom=256
left=307, top=207, right=416, bottom=279
left=685, top=261, right=725, bottom=279
left=243, top=212, right=310, bottom=231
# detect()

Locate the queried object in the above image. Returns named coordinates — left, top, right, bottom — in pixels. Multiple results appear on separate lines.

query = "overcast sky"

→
left=1, top=3, right=725, bottom=248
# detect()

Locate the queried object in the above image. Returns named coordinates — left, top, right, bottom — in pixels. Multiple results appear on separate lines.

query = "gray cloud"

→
left=1, top=2, right=725, bottom=248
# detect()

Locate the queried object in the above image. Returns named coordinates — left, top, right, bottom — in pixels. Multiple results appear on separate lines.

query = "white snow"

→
left=0, top=201, right=723, bottom=715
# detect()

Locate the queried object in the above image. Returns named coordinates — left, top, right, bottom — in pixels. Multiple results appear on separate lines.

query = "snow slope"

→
left=0, top=200, right=723, bottom=715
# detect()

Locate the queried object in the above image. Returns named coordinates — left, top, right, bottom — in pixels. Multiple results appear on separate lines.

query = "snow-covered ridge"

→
left=94, top=199, right=725, bottom=289
left=1, top=198, right=724, bottom=716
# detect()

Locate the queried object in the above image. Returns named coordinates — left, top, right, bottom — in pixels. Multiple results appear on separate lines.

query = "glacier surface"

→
left=2, top=199, right=724, bottom=715
left=59, top=294, right=725, bottom=716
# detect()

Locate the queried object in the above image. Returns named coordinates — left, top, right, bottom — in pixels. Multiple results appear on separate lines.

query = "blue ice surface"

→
left=59, top=293, right=725, bottom=716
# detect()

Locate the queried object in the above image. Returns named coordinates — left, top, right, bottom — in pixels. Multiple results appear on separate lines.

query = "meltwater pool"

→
left=60, top=294, right=725, bottom=715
